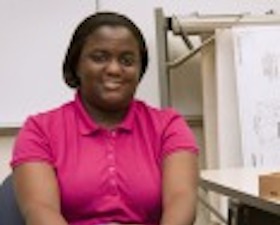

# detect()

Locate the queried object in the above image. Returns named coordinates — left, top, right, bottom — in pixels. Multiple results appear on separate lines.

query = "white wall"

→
left=0, top=0, right=96, bottom=126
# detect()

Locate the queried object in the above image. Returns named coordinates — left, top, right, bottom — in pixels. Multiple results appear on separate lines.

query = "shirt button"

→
left=108, top=144, right=113, bottom=150
left=109, top=166, right=115, bottom=173
left=107, top=153, right=114, bottom=160
left=110, top=179, right=116, bottom=186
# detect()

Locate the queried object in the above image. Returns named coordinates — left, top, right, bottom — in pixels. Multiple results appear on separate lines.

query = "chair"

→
left=0, top=174, right=25, bottom=225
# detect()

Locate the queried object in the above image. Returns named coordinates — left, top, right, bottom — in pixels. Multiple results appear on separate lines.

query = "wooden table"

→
left=200, top=167, right=280, bottom=224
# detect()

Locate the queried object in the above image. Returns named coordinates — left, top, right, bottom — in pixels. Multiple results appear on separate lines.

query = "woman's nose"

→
left=106, top=59, right=122, bottom=75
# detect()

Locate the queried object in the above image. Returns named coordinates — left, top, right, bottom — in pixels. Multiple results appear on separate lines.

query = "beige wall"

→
left=0, top=135, right=16, bottom=182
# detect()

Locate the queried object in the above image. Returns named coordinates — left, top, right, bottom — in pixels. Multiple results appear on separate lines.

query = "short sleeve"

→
left=161, top=109, right=199, bottom=159
left=10, top=116, right=54, bottom=168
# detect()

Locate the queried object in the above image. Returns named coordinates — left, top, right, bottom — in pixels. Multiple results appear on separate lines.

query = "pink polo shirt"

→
left=11, top=93, right=198, bottom=225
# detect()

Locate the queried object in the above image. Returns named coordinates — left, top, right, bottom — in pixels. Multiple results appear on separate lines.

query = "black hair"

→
left=62, top=11, right=148, bottom=88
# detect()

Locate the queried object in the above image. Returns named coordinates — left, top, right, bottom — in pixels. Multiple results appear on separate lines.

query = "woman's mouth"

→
left=103, top=80, right=123, bottom=90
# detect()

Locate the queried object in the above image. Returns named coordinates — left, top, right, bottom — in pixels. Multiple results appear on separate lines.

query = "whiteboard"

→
left=232, top=26, right=280, bottom=167
left=0, top=0, right=95, bottom=127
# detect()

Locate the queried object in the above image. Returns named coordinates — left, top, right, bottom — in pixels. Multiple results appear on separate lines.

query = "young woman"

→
left=11, top=12, right=199, bottom=225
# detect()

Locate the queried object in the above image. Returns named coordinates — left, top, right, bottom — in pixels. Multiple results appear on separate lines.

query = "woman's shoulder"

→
left=133, top=99, right=183, bottom=120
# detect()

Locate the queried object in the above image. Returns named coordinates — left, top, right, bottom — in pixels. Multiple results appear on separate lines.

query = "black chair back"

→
left=0, top=175, right=25, bottom=225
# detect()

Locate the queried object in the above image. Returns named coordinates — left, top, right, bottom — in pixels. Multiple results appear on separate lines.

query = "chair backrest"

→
left=0, top=174, right=25, bottom=225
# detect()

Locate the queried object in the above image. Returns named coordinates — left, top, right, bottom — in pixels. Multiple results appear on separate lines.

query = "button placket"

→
left=106, top=130, right=118, bottom=195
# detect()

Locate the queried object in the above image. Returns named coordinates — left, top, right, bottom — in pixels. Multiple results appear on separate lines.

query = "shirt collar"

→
left=74, top=91, right=135, bottom=135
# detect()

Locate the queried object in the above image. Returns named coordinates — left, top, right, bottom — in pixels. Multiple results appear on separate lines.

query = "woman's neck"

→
left=82, top=99, right=129, bottom=129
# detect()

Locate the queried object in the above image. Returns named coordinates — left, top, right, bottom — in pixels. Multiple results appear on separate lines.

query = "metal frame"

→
left=154, top=8, right=170, bottom=108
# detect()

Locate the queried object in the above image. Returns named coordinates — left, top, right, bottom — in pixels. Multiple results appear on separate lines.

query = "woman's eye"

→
left=120, top=55, right=136, bottom=66
left=90, top=53, right=108, bottom=63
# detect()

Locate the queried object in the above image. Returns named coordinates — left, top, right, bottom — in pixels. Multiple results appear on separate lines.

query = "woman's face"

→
left=76, top=25, right=141, bottom=111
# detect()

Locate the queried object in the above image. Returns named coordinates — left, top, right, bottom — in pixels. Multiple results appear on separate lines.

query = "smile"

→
left=103, top=80, right=123, bottom=90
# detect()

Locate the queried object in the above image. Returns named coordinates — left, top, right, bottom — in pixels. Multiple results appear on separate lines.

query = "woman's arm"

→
left=13, top=162, right=68, bottom=225
left=161, top=151, right=199, bottom=225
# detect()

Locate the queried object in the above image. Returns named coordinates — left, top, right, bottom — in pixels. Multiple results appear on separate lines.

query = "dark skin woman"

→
left=12, top=12, right=198, bottom=225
